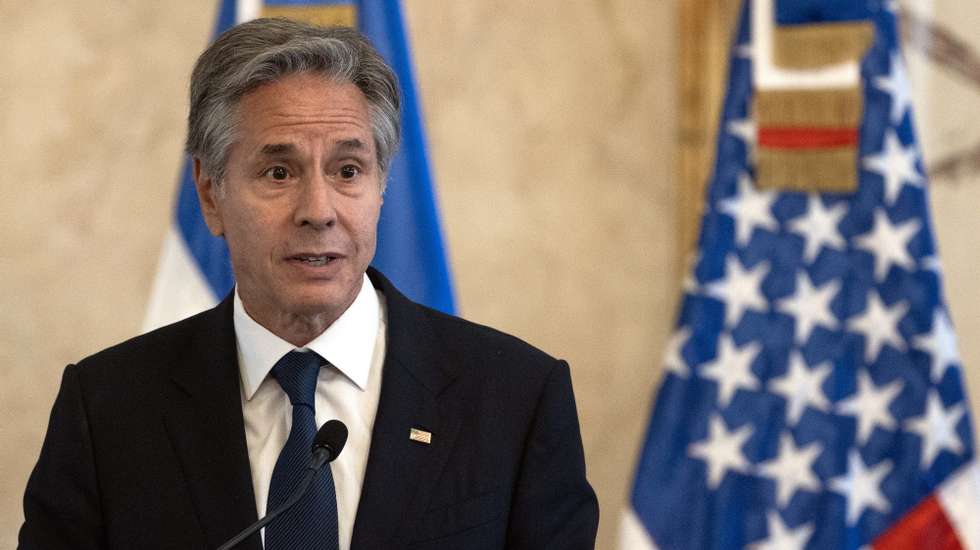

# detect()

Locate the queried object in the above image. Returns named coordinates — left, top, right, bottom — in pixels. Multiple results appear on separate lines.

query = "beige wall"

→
left=0, top=2, right=677, bottom=549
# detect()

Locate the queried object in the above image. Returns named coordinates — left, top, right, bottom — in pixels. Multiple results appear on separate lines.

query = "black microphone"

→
left=216, top=419, right=348, bottom=550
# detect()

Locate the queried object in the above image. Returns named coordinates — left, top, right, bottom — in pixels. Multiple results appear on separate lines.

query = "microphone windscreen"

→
left=313, top=419, right=348, bottom=462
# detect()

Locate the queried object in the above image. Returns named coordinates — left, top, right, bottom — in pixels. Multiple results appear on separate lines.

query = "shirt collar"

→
left=234, top=273, right=381, bottom=400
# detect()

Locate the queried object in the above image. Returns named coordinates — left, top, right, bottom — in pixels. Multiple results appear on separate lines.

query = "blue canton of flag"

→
left=143, top=0, right=454, bottom=329
left=620, top=1, right=980, bottom=549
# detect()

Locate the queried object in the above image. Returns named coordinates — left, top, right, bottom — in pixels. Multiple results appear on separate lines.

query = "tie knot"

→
left=271, top=350, right=323, bottom=407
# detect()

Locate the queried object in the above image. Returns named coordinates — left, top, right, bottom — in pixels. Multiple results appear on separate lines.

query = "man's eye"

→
left=339, top=165, right=360, bottom=180
left=265, top=166, right=290, bottom=181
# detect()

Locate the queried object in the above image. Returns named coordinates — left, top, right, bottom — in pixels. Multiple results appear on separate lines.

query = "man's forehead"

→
left=231, top=75, right=376, bottom=157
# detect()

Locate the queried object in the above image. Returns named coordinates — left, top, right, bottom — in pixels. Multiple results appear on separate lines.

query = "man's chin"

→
left=283, top=288, right=359, bottom=320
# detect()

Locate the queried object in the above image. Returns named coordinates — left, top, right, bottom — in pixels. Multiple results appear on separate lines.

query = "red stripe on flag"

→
left=758, top=127, right=859, bottom=149
left=872, top=494, right=963, bottom=550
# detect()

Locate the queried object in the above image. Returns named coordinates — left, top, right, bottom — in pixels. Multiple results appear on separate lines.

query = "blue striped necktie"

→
left=265, top=350, right=339, bottom=550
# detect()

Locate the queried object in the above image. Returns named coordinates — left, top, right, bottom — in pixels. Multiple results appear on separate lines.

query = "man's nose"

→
left=294, top=173, right=337, bottom=229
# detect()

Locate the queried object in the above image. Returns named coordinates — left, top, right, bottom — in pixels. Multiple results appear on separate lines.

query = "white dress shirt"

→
left=234, top=274, right=386, bottom=550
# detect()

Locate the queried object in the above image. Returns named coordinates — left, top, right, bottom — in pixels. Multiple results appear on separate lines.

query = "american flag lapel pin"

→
left=409, top=427, right=432, bottom=445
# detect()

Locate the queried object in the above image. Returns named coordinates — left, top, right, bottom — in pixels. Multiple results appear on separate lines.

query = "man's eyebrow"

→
left=259, top=141, right=368, bottom=156
left=336, top=138, right=368, bottom=151
left=259, top=143, right=296, bottom=156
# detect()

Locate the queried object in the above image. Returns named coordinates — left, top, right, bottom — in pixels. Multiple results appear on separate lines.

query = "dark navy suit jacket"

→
left=19, top=269, right=598, bottom=549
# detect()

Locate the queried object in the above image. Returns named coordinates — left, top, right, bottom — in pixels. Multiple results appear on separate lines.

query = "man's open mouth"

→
left=293, top=255, right=337, bottom=266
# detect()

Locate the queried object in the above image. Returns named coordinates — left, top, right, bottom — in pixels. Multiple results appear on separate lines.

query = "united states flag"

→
left=620, top=1, right=980, bottom=548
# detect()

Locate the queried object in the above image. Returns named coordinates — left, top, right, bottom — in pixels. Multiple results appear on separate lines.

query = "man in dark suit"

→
left=19, top=17, right=598, bottom=550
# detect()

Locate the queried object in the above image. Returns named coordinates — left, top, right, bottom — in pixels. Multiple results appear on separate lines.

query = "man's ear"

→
left=192, top=157, right=225, bottom=237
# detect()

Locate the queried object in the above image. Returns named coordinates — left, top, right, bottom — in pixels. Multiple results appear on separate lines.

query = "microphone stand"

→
left=215, top=449, right=331, bottom=550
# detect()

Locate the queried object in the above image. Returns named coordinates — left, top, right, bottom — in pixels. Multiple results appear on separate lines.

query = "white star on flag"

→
left=748, top=511, right=814, bottom=550
left=688, top=414, right=754, bottom=489
left=854, top=209, right=921, bottom=281
left=700, top=333, right=761, bottom=408
left=912, top=309, right=960, bottom=383
left=682, top=251, right=703, bottom=293
left=921, top=254, right=943, bottom=274
left=788, top=195, right=848, bottom=263
left=829, top=451, right=893, bottom=526
left=769, top=352, right=832, bottom=425
left=906, top=390, right=966, bottom=469
left=718, top=173, right=778, bottom=247
left=728, top=117, right=757, bottom=163
left=735, top=38, right=754, bottom=60
left=705, top=254, right=769, bottom=328
left=777, top=271, right=839, bottom=345
left=664, top=327, right=692, bottom=378
left=757, top=432, right=823, bottom=508
left=862, top=129, right=922, bottom=205
left=846, top=290, right=909, bottom=363
left=874, top=52, right=914, bottom=125
left=837, top=370, right=903, bottom=445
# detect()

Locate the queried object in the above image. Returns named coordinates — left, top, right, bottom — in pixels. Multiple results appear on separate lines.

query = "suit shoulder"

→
left=371, top=267, right=561, bottom=371
left=416, top=304, right=561, bottom=370
left=73, top=307, right=216, bottom=375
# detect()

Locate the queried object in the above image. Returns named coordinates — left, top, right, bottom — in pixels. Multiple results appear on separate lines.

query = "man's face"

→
left=196, top=73, right=382, bottom=332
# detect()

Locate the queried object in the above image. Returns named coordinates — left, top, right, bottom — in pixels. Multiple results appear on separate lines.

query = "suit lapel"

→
left=163, top=295, right=262, bottom=550
left=350, top=270, right=464, bottom=548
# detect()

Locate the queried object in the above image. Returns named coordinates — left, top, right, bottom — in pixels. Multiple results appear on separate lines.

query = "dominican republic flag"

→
left=143, top=0, right=454, bottom=330
left=620, top=1, right=980, bottom=548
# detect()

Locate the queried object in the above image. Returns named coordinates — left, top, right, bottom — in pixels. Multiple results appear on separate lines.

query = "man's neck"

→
left=238, top=293, right=360, bottom=348
left=249, top=309, right=339, bottom=347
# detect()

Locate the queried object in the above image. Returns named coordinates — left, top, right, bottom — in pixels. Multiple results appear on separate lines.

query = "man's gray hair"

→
left=185, top=18, right=400, bottom=188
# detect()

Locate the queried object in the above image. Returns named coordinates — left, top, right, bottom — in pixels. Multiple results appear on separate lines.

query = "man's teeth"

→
left=299, top=256, right=331, bottom=266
